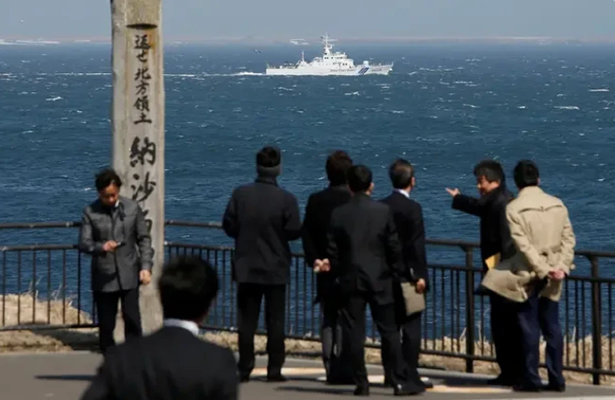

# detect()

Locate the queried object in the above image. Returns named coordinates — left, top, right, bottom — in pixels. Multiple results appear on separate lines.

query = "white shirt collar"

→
left=394, top=189, right=410, bottom=199
left=163, top=319, right=200, bottom=336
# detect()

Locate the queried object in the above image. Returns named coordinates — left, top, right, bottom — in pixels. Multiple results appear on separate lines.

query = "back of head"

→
left=326, top=150, right=353, bottom=186
left=347, top=165, right=372, bottom=194
left=159, top=257, right=219, bottom=323
left=513, top=160, right=540, bottom=189
left=256, top=146, right=282, bottom=178
left=473, top=160, right=505, bottom=184
left=388, top=158, right=414, bottom=189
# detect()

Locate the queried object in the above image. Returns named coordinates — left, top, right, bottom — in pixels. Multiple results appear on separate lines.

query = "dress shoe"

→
left=513, top=383, right=541, bottom=392
left=327, top=376, right=355, bottom=385
left=239, top=375, right=250, bottom=383
left=353, top=385, right=370, bottom=396
left=266, top=374, right=288, bottom=383
left=542, top=383, right=566, bottom=392
left=394, top=384, right=424, bottom=396
left=420, top=379, right=434, bottom=389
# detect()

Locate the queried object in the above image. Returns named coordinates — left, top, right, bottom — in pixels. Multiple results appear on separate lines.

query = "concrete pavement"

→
left=1, top=351, right=615, bottom=399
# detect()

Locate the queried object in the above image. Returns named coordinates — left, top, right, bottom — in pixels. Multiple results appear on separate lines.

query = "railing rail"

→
left=0, top=220, right=614, bottom=384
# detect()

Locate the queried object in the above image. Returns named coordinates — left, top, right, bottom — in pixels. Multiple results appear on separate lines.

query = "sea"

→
left=0, top=42, right=614, bottom=285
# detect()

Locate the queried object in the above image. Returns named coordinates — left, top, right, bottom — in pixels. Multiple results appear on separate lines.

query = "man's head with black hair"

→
left=256, top=146, right=282, bottom=178
left=473, top=160, right=505, bottom=196
left=389, top=158, right=415, bottom=191
left=159, top=257, right=219, bottom=323
left=347, top=165, right=374, bottom=195
left=95, top=168, right=122, bottom=207
left=326, top=150, right=353, bottom=186
left=513, top=160, right=540, bottom=190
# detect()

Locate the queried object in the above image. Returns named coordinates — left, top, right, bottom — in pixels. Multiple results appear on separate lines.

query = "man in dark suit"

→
left=381, top=159, right=431, bottom=390
left=223, top=146, right=302, bottom=382
left=302, top=150, right=354, bottom=384
left=446, top=160, right=522, bottom=386
left=79, top=168, right=153, bottom=354
left=81, top=257, right=238, bottom=400
left=325, top=165, right=422, bottom=396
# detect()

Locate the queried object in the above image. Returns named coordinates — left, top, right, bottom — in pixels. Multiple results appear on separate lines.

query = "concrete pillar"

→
left=110, top=0, right=165, bottom=337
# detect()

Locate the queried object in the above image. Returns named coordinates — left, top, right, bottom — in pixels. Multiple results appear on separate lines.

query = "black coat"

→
left=326, top=193, right=404, bottom=305
left=451, top=186, right=516, bottom=271
left=380, top=191, right=429, bottom=286
left=81, top=327, right=238, bottom=400
left=223, top=177, right=302, bottom=285
left=302, top=185, right=352, bottom=302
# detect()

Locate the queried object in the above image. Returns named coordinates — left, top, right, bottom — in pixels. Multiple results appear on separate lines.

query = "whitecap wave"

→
left=46, top=96, right=63, bottom=102
left=463, top=104, right=480, bottom=109
left=555, top=106, right=580, bottom=110
left=589, top=88, right=609, bottom=92
left=344, top=91, right=360, bottom=96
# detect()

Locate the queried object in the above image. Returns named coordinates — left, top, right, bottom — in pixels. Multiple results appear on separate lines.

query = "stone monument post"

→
left=110, top=0, right=165, bottom=336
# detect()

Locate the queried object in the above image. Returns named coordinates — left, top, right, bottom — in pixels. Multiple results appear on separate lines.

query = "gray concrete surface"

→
left=1, top=351, right=615, bottom=400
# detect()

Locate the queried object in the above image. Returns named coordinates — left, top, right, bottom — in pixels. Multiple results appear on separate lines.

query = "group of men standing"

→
left=78, top=146, right=576, bottom=398
left=221, top=146, right=576, bottom=395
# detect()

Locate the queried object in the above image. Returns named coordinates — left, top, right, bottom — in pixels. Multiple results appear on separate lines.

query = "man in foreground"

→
left=446, top=160, right=521, bottom=386
left=222, top=146, right=302, bottom=382
left=79, top=168, right=153, bottom=354
left=326, top=165, right=422, bottom=396
left=81, top=256, right=238, bottom=400
left=302, top=150, right=354, bottom=384
left=381, top=159, right=431, bottom=390
left=483, top=160, right=575, bottom=392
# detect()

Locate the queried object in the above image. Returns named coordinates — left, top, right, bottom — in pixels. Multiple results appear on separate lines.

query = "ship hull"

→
left=265, top=64, right=393, bottom=76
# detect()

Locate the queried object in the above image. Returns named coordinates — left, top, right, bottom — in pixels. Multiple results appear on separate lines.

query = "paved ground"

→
left=1, top=352, right=615, bottom=400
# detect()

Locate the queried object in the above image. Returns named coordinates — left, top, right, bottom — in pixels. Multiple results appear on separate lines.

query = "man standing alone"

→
left=446, top=160, right=521, bottom=386
left=79, top=168, right=153, bottom=354
left=223, top=146, right=302, bottom=383
left=302, top=150, right=354, bottom=384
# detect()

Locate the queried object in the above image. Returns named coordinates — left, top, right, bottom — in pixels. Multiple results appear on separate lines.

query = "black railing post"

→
left=464, top=246, right=475, bottom=373
left=590, top=256, right=602, bottom=385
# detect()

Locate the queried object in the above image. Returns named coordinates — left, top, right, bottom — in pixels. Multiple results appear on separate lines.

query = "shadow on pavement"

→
left=36, top=375, right=94, bottom=381
left=276, top=386, right=350, bottom=396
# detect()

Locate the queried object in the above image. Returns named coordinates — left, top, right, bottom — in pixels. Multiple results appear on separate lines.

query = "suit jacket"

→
left=481, top=186, right=576, bottom=302
left=81, top=326, right=238, bottom=400
left=302, top=185, right=352, bottom=302
left=451, top=185, right=516, bottom=271
left=79, top=196, right=153, bottom=292
left=222, top=176, right=302, bottom=285
left=326, top=193, right=404, bottom=305
left=380, top=191, right=429, bottom=286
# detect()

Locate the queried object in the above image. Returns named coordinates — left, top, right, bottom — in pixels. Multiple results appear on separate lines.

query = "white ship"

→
left=266, top=34, right=393, bottom=76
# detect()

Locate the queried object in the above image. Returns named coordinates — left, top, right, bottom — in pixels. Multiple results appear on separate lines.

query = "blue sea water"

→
left=0, top=42, right=614, bottom=273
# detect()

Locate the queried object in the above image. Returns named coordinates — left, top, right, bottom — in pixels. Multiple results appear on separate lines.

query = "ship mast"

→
left=322, top=33, right=333, bottom=56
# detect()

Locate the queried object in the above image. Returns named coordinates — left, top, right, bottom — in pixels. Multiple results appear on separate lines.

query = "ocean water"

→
left=0, top=42, right=614, bottom=272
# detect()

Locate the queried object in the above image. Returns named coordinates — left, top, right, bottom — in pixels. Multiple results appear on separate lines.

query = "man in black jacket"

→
left=223, top=146, right=302, bottom=382
left=81, top=257, right=238, bottom=400
left=381, top=159, right=431, bottom=390
left=446, top=160, right=521, bottom=386
left=302, top=150, right=354, bottom=384
left=326, top=165, right=422, bottom=396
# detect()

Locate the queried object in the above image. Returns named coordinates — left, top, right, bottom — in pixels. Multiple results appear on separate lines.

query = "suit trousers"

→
left=94, top=289, right=142, bottom=354
left=237, top=283, right=286, bottom=377
left=339, top=291, right=409, bottom=388
left=516, top=285, right=543, bottom=388
left=490, top=293, right=523, bottom=382
left=539, top=297, right=565, bottom=387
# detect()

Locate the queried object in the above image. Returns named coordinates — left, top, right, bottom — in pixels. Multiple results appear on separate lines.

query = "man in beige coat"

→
left=482, top=160, right=575, bottom=392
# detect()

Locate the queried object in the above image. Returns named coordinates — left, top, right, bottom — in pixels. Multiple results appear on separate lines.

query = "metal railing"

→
left=1, top=220, right=614, bottom=384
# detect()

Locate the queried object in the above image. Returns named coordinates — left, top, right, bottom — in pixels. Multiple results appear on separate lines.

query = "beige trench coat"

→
left=481, top=186, right=576, bottom=302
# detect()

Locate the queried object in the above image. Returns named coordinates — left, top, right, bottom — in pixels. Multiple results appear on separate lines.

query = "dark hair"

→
left=473, top=160, right=505, bottom=183
left=159, top=257, right=219, bottom=322
left=513, top=160, right=540, bottom=189
left=95, top=168, right=122, bottom=192
left=326, top=150, right=353, bottom=185
left=389, top=158, right=414, bottom=189
left=256, top=146, right=281, bottom=168
left=347, top=165, right=373, bottom=193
